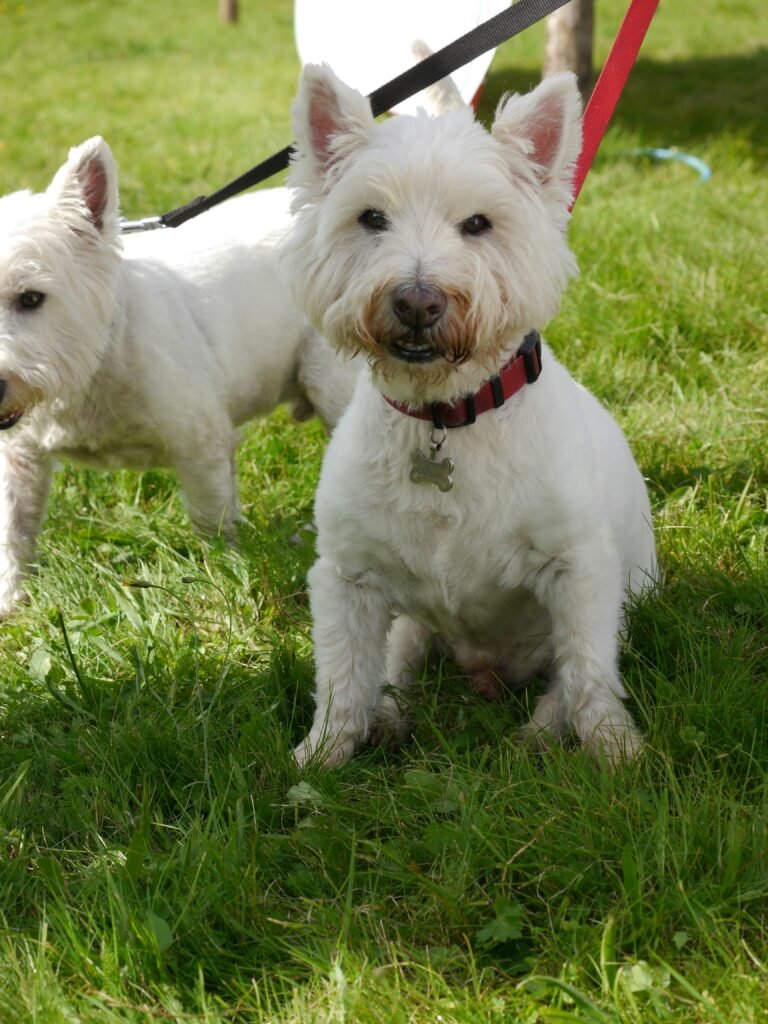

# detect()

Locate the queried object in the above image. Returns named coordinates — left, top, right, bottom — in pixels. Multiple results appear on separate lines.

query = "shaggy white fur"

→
left=283, top=64, right=657, bottom=768
left=0, top=138, right=358, bottom=617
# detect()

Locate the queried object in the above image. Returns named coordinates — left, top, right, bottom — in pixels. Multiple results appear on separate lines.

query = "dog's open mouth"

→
left=389, top=336, right=440, bottom=364
left=0, top=408, right=24, bottom=430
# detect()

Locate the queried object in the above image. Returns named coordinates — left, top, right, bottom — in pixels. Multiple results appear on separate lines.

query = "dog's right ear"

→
left=291, top=63, right=374, bottom=182
left=48, top=137, right=120, bottom=239
left=492, top=73, right=582, bottom=212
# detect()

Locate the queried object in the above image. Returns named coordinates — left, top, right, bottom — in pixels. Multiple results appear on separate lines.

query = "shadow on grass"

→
left=626, top=562, right=768, bottom=766
left=479, top=48, right=768, bottom=160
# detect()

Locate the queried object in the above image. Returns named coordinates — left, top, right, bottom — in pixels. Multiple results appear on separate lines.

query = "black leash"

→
left=122, top=0, right=572, bottom=232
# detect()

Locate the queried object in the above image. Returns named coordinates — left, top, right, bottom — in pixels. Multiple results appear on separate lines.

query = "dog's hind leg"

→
left=520, top=684, right=570, bottom=752
left=368, top=615, right=432, bottom=748
left=0, top=445, right=53, bottom=618
left=526, top=539, right=642, bottom=766
left=294, top=556, right=393, bottom=768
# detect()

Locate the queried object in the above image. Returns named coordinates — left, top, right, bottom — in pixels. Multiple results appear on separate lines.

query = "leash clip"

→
left=119, top=216, right=166, bottom=234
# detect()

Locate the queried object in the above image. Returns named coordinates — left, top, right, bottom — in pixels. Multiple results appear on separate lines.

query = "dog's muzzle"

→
left=389, top=283, right=446, bottom=363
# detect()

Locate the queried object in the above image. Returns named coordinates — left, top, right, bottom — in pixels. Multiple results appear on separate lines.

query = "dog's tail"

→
left=411, top=40, right=467, bottom=115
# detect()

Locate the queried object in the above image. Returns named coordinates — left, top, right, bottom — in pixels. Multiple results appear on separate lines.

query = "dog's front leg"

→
left=175, top=443, right=240, bottom=541
left=295, top=556, right=393, bottom=768
left=526, top=542, right=642, bottom=765
left=0, top=445, right=53, bottom=618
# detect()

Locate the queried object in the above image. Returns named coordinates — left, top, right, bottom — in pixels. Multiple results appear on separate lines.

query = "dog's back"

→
left=121, top=189, right=313, bottom=425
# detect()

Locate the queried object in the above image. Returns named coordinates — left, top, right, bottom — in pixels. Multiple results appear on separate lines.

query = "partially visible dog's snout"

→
left=392, top=283, right=446, bottom=330
left=0, top=380, right=6, bottom=405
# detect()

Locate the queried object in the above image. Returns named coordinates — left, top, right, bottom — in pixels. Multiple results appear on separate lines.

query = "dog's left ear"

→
left=291, top=63, right=375, bottom=184
left=492, top=72, right=582, bottom=207
left=48, top=136, right=120, bottom=239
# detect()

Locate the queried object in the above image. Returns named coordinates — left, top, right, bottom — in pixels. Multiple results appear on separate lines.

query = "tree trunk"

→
left=544, top=0, right=594, bottom=96
left=219, top=0, right=238, bottom=23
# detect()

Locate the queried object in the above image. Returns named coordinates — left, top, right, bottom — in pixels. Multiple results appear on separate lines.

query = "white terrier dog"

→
left=284, top=64, right=657, bottom=768
left=0, top=137, right=358, bottom=617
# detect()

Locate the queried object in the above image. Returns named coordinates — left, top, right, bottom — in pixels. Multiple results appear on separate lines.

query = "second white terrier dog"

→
left=0, top=138, right=358, bottom=617
left=285, top=64, right=657, bottom=767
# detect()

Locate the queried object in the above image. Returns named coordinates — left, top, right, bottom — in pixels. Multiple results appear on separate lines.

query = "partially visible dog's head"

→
left=0, top=137, right=121, bottom=431
left=285, top=64, right=582, bottom=404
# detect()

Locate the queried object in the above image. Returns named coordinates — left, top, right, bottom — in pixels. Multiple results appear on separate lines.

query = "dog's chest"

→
left=384, top=495, right=528, bottom=621
left=321, top=417, right=540, bottom=639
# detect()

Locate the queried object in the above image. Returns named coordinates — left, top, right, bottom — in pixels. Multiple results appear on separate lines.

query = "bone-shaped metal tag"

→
left=410, top=448, right=454, bottom=492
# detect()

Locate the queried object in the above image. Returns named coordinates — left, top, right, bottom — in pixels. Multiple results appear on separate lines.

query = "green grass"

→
left=1, top=0, right=768, bottom=1020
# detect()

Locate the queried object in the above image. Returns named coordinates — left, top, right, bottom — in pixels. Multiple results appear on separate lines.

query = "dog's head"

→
left=285, top=64, right=581, bottom=403
left=0, top=137, right=121, bottom=431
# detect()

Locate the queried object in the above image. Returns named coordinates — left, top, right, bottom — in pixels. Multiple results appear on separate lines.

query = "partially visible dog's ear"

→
left=49, top=136, right=120, bottom=237
left=291, top=63, right=374, bottom=181
left=492, top=72, right=582, bottom=204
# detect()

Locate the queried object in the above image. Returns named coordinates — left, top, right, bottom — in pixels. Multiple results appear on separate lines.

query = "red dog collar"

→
left=383, top=330, right=542, bottom=429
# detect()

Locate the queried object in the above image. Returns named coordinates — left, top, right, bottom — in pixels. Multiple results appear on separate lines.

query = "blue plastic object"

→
left=633, top=147, right=712, bottom=181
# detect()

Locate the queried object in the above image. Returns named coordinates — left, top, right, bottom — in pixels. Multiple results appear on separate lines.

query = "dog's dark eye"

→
left=460, top=214, right=492, bottom=237
left=359, top=209, right=390, bottom=232
left=18, top=290, right=45, bottom=311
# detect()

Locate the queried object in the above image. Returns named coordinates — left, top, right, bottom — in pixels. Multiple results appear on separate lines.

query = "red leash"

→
left=572, top=0, right=661, bottom=206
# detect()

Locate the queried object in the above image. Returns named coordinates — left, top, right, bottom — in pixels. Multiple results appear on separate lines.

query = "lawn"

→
left=0, top=0, right=767, bottom=1020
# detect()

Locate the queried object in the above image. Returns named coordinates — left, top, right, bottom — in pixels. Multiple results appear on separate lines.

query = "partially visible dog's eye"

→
left=359, top=209, right=390, bottom=232
left=460, top=214, right=492, bottom=237
left=18, top=290, right=45, bottom=311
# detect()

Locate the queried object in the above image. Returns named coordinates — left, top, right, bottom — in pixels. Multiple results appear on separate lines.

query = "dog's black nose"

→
left=392, top=283, right=446, bottom=330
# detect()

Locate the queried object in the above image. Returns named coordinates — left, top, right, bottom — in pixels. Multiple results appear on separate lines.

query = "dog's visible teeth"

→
left=391, top=343, right=440, bottom=364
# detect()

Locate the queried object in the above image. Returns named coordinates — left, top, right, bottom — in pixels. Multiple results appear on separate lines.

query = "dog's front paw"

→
left=582, top=719, right=643, bottom=767
left=0, top=586, right=27, bottom=621
left=293, top=731, right=356, bottom=769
